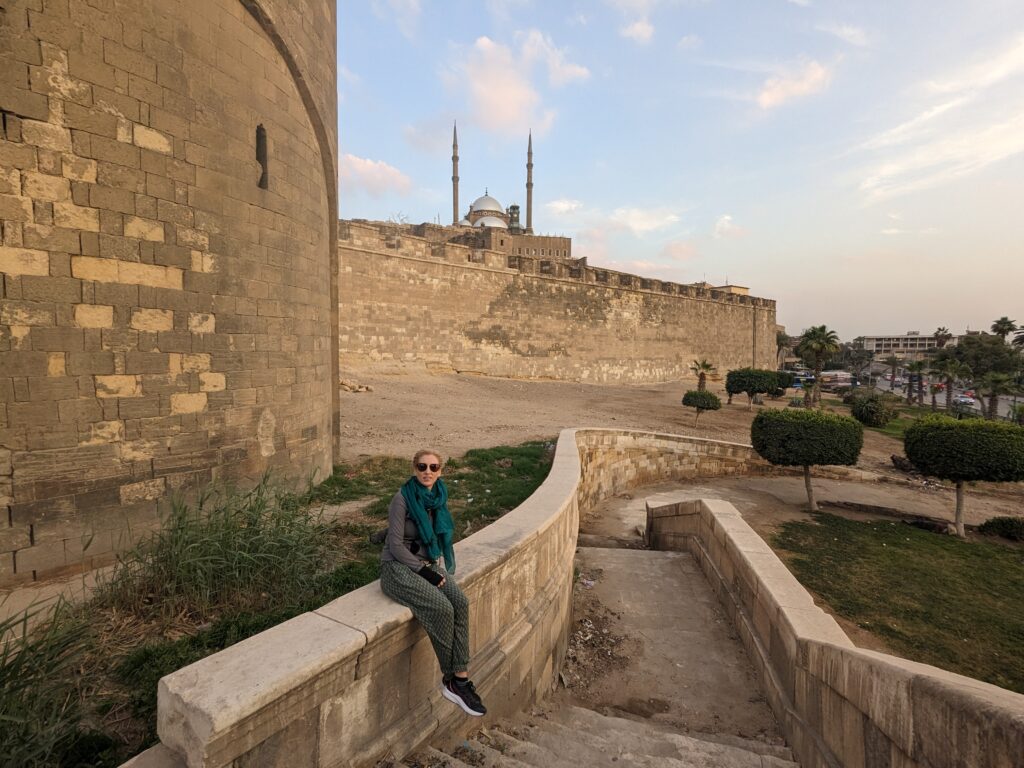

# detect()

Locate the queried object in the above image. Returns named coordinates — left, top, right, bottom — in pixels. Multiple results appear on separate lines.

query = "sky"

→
left=337, top=0, right=1024, bottom=340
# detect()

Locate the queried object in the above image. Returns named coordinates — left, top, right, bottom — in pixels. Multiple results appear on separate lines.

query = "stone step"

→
left=557, top=706, right=797, bottom=765
left=457, top=737, right=536, bottom=768
left=478, top=728, right=564, bottom=768
left=403, top=745, right=476, bottom=768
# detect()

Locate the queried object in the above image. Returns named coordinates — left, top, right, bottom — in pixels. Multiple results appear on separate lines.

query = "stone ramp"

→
left=401, top=547, right=793, bottom=767
left=403, top=705, right=797, bottom=767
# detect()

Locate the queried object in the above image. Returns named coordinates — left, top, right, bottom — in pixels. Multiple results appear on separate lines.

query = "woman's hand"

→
left=438, top=575, right=446, bottom=588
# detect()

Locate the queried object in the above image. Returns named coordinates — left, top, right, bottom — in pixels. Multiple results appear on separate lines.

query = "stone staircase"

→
left=402, top=704, right=798, bottom=767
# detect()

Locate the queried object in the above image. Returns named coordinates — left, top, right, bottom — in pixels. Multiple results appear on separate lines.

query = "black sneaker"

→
left=442, top=678, right=487, bottom=716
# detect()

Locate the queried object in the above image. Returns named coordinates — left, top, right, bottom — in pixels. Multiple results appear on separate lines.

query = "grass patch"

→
left=774, top=513, right=1024, bottom=693
left=1, top=440, right=554, bottom=767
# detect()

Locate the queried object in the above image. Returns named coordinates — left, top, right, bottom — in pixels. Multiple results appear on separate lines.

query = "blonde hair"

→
left=413, top=449, right=443, bottom=467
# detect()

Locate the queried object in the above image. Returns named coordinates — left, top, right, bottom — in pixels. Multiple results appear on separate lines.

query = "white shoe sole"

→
left=442, top=683, right=485, bottom=717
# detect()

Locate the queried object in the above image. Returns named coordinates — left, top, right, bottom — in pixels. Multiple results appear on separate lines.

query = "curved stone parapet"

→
left=139, top=429, right=1024, bottom=767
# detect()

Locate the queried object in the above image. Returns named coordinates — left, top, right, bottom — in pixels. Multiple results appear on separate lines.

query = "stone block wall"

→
left=339, top=221, right=778, bottom=384
left=647, top=497, right=1024, bottom=768
left=0, top=0, right=338, bottom=586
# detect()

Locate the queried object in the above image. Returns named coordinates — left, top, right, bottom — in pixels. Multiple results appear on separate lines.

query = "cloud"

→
left=713, top=214, right=743, bottom=238
left=518, top=30, right=591, bottom=86
left=340, top=154, right=412, bottom=197
left=786, top=0, right=811, bottom=6
left=546, top=198, right=584, bottom=215
left=621, top=19, right=654, bottom=44
left=610, top=206, right=680, bottom=234
left=340, top=66, right=361, bottom=85
left=403, top=115, right=458, bottom=153
left=661, top=239, right=697, bottom=260
left=443, top=32, right=587, bottom=138
left=371, top=0, right=421, bottom=39
left=816, top=23, right=868, bottom=47
left=677, top=34, right=701, bottom=51
left=854, top=34, right=1024, bottom=201
left=486, top=0, right=530, bottom=24
left=757, top=59, right=832, bottom=109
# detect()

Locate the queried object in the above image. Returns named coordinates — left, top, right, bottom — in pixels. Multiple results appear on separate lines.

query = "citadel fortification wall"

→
left=0, top=0, right=338, bottom=587
left=339, top=221, right=778, bottom=384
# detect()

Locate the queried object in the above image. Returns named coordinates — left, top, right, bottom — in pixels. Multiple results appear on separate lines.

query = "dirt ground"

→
left=339, top=371, right=900, bottom=472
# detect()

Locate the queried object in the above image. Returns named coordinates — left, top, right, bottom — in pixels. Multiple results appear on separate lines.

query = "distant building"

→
left=856, top=331, right=962, bottom=360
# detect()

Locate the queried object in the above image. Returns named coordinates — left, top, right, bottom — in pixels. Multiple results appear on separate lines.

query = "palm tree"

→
left=934, top=327, right=952, bottom=349
left=930, top=358, right=970, bottom=412
left=977, top=372, right=1014, bottom=421
left=689, top=359, right=715, bottom=392
left=882, top=355, right=902, bottom=391
left=906, top=360, right=927, bottom=406
left=1014, top=328, right=1024, bottom=348
left=776, top=331, right=790, bottom=367
left=795, top=325, right=840, bottom=405
left=991, top=316, right=1017, bottom=341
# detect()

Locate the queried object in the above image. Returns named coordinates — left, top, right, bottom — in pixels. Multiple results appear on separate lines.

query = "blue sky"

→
left=337, top=1, right=1024, bottom=339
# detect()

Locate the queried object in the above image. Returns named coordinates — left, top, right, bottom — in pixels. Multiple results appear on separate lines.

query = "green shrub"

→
left=94, top=475, right=335, bottom=620
left=905, top=416, right=1024, bottom=536
left=725, top=368, right=778, bottom=408
left=978, top=516, right=1024, bottom=542
left=776, top=371, right=795, bottom=389
left=751, top=409, right=863, bottom=511
left=682, top=390, right=721, bottom=425
left=851, top=393, right=898, bottom=427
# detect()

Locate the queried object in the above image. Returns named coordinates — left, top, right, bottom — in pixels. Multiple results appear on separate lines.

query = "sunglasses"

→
left=416, top=463, right=441, bottom=472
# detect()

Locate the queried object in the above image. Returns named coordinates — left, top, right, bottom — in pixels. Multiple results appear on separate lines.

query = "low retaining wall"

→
left=131, top=429, right=1024, bottom=768
left=135, top=430, right=777, bottom=767
left=646, top=497, right=1024, bottom=768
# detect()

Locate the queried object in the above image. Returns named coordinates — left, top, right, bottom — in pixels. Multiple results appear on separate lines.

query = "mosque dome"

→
left=458, top=218, right=472, bottom=226
left=470, top=193, right=503, bottom=213
left=474, top=215, right=508, bottom=229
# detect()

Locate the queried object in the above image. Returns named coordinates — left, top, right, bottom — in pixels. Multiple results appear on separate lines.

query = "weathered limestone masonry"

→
left=647, top=497, right=1024, bottom=768
left=339, top=220, right=778, bottom=383
left=135, top=429, right=1024, bottom=768
left=0, top=0, right=339, bottom=587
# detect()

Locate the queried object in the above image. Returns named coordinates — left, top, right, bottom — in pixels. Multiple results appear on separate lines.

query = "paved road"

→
left=866, top=378, right=1018, bottom=419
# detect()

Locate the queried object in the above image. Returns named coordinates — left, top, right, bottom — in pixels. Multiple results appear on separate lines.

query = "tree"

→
left=850, top=393, right=897, bottom=427
left=1014, top=328, right=1024, bottom=349
left=929, top=383, right=942, bottom=412
left=689, top=359, right=715, bottom=392
left=751, top=409, right=863, bottom=511
left=991, top=316, right=1017, bottom=341
left=975, top=372, right=1014, bottom=421
left=907, top=360, right=928, bottom=406
left=934, top=327, right=953, bottom=349
left=949, top=333, right=1019, bottom=380
left=930, top=356, right=971, bottom=412
left=776, top=330, right=790, bottom=367
left=725, top=368, right=778, bottom=410
left=795, top=325, right=840, bottom=405
left=682, top=390, right=721, bottom=426
left=904, top=416, right=1024, bottom=537
left=882, top=355, right=902, bottom=392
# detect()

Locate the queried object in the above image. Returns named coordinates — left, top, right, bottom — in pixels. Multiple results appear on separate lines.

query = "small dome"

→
left=470, top=194, right=503, bottom=213
left=474, top=215, right=508, bottom=229
left=458, top=218, right=472, bottom=226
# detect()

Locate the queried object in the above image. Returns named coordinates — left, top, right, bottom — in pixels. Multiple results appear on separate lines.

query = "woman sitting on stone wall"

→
left=379, top=449, right=487, bottom=717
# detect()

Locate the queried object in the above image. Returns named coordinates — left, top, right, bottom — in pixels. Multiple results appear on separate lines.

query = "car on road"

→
left=952, top=394, right=977, bottom=407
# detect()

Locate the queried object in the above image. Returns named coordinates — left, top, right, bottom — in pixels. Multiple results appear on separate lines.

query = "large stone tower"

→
left=0, top=0, right=339, bottom=585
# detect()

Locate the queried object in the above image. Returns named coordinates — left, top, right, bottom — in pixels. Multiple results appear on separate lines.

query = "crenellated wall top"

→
left=338, top=220, right=776, bottom=310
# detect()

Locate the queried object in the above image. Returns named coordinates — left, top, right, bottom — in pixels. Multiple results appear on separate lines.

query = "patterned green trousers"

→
left=380, top=560, right=470, bottom=677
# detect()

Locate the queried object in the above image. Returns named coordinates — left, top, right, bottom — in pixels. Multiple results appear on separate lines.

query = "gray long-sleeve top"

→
left=380, top=491, right=431, bottom=570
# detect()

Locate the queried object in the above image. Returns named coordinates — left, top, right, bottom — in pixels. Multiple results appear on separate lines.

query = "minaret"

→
left=452, top=122, right=459, bottom=225
left=525, top=131, right=534, bottom=234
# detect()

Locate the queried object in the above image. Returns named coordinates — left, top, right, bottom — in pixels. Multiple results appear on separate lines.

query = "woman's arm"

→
left=385, top=493, right=425, bottom=570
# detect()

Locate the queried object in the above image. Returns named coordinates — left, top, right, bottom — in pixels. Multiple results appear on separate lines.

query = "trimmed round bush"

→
left=904, top=416, right=1024, bottom=537
left=682, top=390, right=721, bottom=425
left=725, top=368, right=778, bottom=407
left=751, top=409, right=864, bottom=511
left=751, top=409, right=863, bottom=468
left=904, top=416, right=1024, bottom=484
left=851, top=393, right=898, bottom=427
left=776, top=371, right=795, bottom=390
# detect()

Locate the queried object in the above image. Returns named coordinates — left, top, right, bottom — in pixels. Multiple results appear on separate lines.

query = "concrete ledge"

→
left=646, top=494, right=1024, bottom=768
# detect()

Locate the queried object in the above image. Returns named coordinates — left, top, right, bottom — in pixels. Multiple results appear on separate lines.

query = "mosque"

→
left=442, top=124, right=573, bottom=261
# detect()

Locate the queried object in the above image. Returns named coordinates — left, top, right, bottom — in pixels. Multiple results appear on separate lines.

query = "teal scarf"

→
left=401, top=476, right=456, bottom=574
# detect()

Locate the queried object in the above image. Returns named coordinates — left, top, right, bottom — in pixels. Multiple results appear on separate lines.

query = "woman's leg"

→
left=438, top=575, right=470, bottom=676
left=380, top=561, right=458, bottom=677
